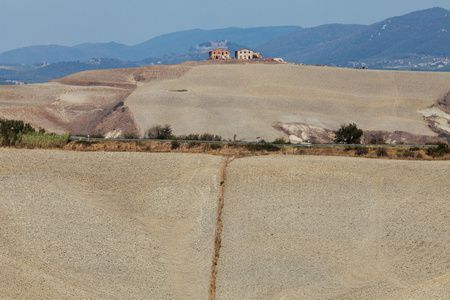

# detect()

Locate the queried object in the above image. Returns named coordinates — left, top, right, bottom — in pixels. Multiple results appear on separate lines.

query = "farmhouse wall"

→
left=209, top=48, right=230, bottom=60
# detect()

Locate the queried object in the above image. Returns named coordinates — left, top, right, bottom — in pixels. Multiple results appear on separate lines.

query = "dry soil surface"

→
left=2, top=63, right=449, bottom=141
left=0, top=149, right=224, bottom=299
left=126, top=64, right=450, bottom=140
left=216, top=155, right=449, bottom=299
left=0, top=150, right=449, bottom=300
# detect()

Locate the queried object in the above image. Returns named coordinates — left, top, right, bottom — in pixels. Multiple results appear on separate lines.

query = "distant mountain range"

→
left=258, top=7, right=450, bottom=69
left=0, top=26, right=302, bottom=64
left=1, top=7, right=449, bottom=84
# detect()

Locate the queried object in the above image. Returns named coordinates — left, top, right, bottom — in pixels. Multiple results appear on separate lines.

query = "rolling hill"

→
left=0, top=61, right=449, bottom=144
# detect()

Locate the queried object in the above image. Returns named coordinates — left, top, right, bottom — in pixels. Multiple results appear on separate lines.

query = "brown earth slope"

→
left=0, top=65, right=189, bottom=136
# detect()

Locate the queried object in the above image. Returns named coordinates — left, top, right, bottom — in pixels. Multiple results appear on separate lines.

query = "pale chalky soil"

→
left=216, top=155, right=449, bottom=300
left=0, top=149, right=224, bottom=299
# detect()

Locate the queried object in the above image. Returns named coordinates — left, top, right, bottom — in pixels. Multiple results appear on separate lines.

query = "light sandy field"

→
left=0, top=149, right=224, bottom=299
left=216, top=155, right=449, bottom=299
left=126, top=64, right=450, bottom=140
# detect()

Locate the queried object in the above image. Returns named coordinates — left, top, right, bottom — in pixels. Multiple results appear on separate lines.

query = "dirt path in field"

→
left=209, top=156, right=234, bottom=300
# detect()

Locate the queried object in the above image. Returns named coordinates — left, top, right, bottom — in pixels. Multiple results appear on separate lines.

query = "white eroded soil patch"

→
left=418, top=106, right=450, bottom=134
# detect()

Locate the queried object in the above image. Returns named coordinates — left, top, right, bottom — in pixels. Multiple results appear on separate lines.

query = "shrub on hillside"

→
left=171, top=140, right=180, bottom=150
left=355, top=146, right=369, bottom=156
left=188, top=141, right=201, bottom=148
left=246, top=142, right=280, bottom=152
left=178, top=133, right=222, bottom=141
left=124, top=133, right=139, bottom=139
left=397, top=149, right=415, bottom=158
left=426, top=142, right=449, bottom=157
left=272, top=137, right=288, bottom=144
left=334, top=123, right=363, bottom=144
left=367, top=133, right=386, bottom=144
left=376, top=147, right=387, bottom=157
left=0, top=119, right=36, bottom=146
left=146, top=124, right=173, bottom=139
left=210, top=143, right=222, bottom=150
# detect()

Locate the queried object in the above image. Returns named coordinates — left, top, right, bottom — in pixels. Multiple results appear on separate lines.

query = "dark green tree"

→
left=0, top=119, right=36, bottom=146
left=334, top=123, right=363, bottom=144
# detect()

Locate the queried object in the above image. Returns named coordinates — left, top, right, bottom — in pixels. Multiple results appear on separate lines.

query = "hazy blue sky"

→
left=2, top=0, right=450, bottom=53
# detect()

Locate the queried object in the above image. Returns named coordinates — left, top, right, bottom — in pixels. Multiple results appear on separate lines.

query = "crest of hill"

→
left=259, top=7, right=450, bottom=65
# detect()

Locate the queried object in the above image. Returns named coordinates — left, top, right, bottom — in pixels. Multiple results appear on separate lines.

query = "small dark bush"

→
left=426, top=142, right=449, bottom=157
left=171, top=140, right=180, bottom=150
left=272, top=137, right=288, bottom=144
left=355, top=146, right=369, bottom=156
left=90, top=134, right=104, bottom=138
left=409, top=146, right=420, bottom=151
left=367, top=133, right=386, bottom=144
left=402, top=150, right=415, bottom=158
left=75, top=140, right=97, bottom=146
left=177, top=133, right=222, bottom=141
left=376, top=147, right=387, bottom=157
left=124, top=133, right=139, bottom=139
left=188, top=141, right=200, bottom=148
left=178, top=133, right=199, bottom=140
left=226, top=142, right=242, bottom=148
left=210, top=143, right=222, bottom=150
left=199, top=133, right=222, bottom=141
left=246, top=143, right=280, bottom=152
left=146, top=124, right=173, bottom=139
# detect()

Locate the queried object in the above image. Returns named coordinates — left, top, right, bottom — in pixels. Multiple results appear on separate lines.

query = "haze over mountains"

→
left=0, top=26, right=303, bottom=64
left=259, top=7, right=450, bottom=69
left=0, top=7, right=449, bottom=84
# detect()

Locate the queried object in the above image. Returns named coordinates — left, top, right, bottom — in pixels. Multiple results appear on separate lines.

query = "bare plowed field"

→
left=1, top=150, right=448, bottom=299
left=217, top=156, right=449, bottom=299
left=0, top=149, right=224, bottom=299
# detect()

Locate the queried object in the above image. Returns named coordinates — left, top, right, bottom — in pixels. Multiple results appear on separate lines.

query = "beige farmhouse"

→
left=235, top=49, right=263, bottom=60
left=235, top=49, right=253, bottom=60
